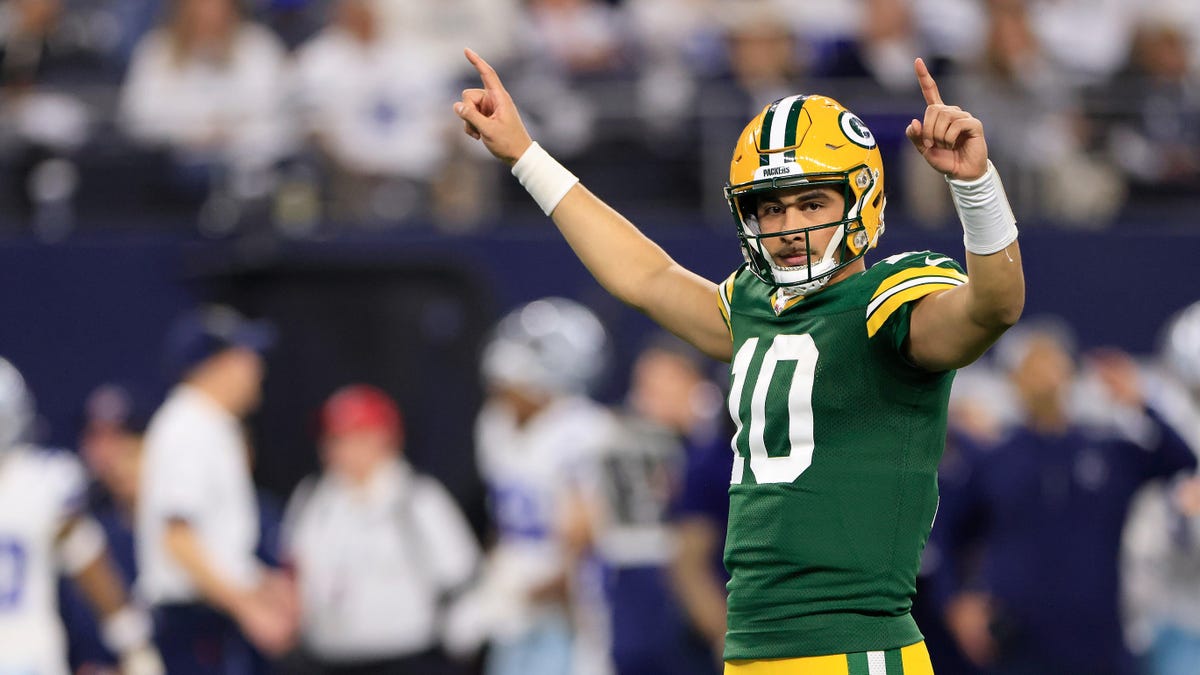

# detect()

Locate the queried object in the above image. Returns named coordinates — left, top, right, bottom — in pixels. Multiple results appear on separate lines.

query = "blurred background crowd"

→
left=0, top=0, right=1199, bottom=236
left=2, top=0, right=1200, bottom=674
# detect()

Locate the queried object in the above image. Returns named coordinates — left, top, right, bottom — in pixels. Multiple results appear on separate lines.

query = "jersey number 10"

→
left=728, top=334, right=818, bottom=486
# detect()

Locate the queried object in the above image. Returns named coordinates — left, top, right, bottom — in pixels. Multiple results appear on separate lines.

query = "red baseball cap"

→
left=320, top=385, right=403, bottom=439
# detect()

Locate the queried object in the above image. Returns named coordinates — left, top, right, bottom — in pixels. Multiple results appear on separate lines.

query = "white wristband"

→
left=102, top=605, right=154, bottom=655
left=947, top=160, right=1019, bottom=255
left=511, top=142, right=579, bottom=216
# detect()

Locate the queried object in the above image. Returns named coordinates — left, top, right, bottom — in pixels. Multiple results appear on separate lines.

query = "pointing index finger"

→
left=914, top=57, right=943, bottom=106
left=465, top=48, right=507, bottom=96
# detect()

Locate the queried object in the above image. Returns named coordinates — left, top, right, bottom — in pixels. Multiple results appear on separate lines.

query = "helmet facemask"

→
left=726, top=165, right=880, bottom=294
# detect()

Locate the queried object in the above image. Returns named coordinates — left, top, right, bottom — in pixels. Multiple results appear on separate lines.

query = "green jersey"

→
left=716, top=250, right=968, bottom=660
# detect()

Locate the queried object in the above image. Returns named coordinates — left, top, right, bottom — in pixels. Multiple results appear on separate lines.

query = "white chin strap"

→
left=767, top=224, right=846, bottom=294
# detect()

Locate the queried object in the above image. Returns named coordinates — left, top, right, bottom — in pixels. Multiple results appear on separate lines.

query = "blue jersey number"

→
left=0, top=536, right=27, bottom=611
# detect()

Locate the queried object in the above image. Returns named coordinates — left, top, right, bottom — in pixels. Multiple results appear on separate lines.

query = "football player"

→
left=446, top=297, right=615, bottom=675
left=454, top=48, right=1024, bottom=674
left=0, top=358, right=162, bottom=675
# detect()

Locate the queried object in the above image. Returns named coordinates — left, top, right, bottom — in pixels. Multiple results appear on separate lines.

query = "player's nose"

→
left=780, top=210, right=809, bottom=238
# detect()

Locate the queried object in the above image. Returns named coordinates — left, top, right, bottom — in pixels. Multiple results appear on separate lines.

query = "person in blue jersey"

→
left=930, top=321, right=1198, bottom=675
left=583, top=333, right=727, bottom=675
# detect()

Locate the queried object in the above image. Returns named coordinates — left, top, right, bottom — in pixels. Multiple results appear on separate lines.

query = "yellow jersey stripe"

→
left=725, top=652, right=850, bottom=675
left=866, top=280, right=962, bottom=337
left=718, top=271, right=737, bottom=335
left=724, top=641, right=932, bottom=674
left=867, top=274, right=967, bottom=319
left=871, top=266, right=967, bottom=301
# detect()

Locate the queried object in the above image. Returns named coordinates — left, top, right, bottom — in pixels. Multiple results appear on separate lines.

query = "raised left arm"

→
left=903, top=58, right=1024, bottom=371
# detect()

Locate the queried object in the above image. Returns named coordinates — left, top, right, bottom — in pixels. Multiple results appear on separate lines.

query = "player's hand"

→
left=232, top=591, right=297, bottom=657
left=945, top=591, right=997, bottom=667
left=1087, top=348, right=1144, bottom=409
left=453, top=48, right=534, bottom=166
left=119, top=644, right=165, bottom=675
left=905, top=58, right=989, bottom=181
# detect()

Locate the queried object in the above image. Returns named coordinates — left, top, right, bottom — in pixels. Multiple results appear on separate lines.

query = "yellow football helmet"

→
left=724, top=94, right=886, bottom=292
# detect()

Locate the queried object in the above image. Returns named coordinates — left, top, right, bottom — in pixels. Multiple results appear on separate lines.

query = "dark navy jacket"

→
left=928, top=408, right=1196, bottom=675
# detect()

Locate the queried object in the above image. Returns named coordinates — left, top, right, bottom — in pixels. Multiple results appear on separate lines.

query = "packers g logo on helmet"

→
left=724, top=95, right=887, bottom=293
left=839, top=112, right=876, bottom=149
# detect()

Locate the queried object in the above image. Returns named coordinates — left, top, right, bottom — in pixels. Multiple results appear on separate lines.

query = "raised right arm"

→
left=453, top=49, right=733, bottom=362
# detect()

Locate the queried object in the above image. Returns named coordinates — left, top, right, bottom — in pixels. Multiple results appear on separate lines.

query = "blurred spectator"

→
left=494, top=0, right=631, bottom=162
left=669, top=425, right=731, bottom=671
left=911, top=0, right=987, bottom=66
left=949, top=0, right=1123, bottom=226
left=582, top=334, right=724, bottom=675
left=819, top=0, right=923, bottom=92
left=77, top=382, right=155, bottom=510
left=1121, top=300, right=1200, bottom=675
left=282, top=385, right=479, bottom=674
left=774, top=0, right=860, bottom=48
left=445, top=298, right=614, bottom=675
left=717, top=0, right=803, bottom=116
left=946, top=364, right=1015, bottom=447
left=519, top=0, right=627, bottom=79
left=62, top=382, right=155, bottom=672
left=624, top=0, right=721, bottom=139
left=118, top=0, right=295, bottom=229
left=929, top=319, right=1197, bottom=675
left=291, top=0, right=454, bottom=227
left=1104, top=10, right=1200, bottom=210
left=915, top=365, right=1012, bottom=675
left=372, top=0, right=519, bottom=78
left=0, top=358, right=162, bottom=675
left=136, top=305, right=297, bottom=672
left=1027, top=0, right=1139, bottom=86
left=0, top=0, right=100, bottom=237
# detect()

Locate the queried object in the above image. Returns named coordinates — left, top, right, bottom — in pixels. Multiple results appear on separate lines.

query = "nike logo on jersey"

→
left=924, top=255, right=953, bottom=267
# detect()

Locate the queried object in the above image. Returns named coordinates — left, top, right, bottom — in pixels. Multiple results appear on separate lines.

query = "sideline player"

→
left=454, top=49, right=1024, bottom=673
left=446, top=297, right=615, bottom=675
left=0, top=358, right=162, bottom=675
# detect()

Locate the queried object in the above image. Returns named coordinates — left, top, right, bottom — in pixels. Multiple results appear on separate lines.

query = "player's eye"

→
left=757, top=203, right=784, bottom=218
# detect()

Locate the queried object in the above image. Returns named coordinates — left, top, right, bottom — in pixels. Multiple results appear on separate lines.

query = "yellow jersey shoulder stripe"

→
left=717, top=271, right=737, bottom=335
left=871, top=265, right=967, bottom=302
left=865, top=277, right=965, bottom=337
